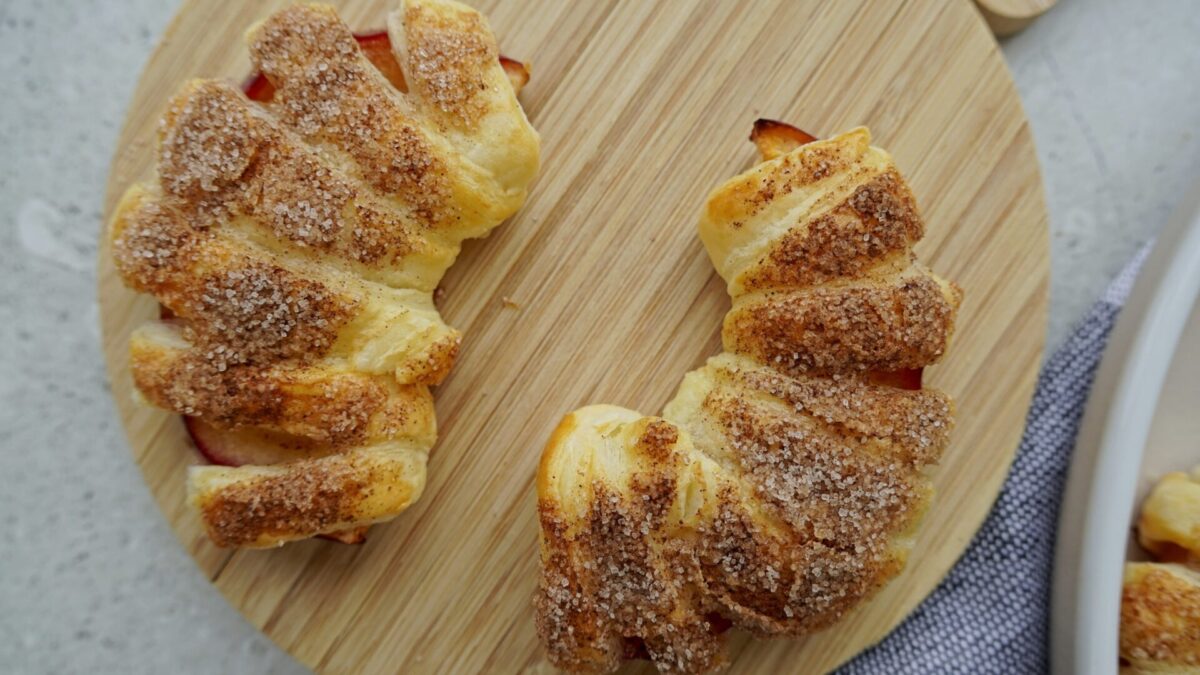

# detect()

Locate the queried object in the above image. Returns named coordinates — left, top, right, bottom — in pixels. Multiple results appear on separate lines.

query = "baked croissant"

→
left=535, top=124, right=961, bottom=673
left=109, top=0, right=538, bottom=548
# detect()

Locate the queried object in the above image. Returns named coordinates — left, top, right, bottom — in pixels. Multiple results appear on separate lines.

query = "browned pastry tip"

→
left=500, top=56, right=531, bottom=92
left=750, top=118, right=818, bottom=161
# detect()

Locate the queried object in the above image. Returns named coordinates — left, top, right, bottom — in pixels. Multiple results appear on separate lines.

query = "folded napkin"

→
left=839, top=246, right=1151, bottom=675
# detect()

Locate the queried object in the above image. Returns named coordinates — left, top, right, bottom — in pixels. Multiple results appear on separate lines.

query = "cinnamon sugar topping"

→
left=200, top=455, right=373, bottom=547
left=188, top=263, right=351, bottom=369
left=159, top=85, right=258, bottom=204
left=404, top=3, right=495, bottom=124
left=152, top=80, right=428, bottom=267
left=726, top=275, right=956, bottom=374
left=744, top=143, right=859, bottom=217
left=250, top=5, right=451, bottom=225
left=742, top=171, right=923, bottom=290
left=537, top=483, right=726, bottom=675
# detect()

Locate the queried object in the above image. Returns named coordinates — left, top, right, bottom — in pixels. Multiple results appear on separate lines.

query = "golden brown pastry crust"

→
left=1121, top=563, right=1200, bottom=673
left=535, top=127, right=959, bottom=673
left=109, top=0, right=538, bottom=548
left=724, top=269, right=959, bottom=375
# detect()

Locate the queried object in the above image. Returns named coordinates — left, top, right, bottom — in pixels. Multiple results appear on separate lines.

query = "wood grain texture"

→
left=97, top=1, right=1049, bottom=672
left=974, top=0, right=1057, bottom=36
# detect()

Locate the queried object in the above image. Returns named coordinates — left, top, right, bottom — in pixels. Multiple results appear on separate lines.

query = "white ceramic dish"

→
left=1052, top=186, right=1200, bottom=675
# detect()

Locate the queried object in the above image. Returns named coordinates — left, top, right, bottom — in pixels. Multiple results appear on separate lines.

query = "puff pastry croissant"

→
left=109, top=0, right=538, bottom=548
left=535, top=124, right=961, bottom=673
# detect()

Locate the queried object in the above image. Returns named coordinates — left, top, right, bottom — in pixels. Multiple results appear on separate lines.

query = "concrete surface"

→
left=0, top=0, right=1196, bottom=673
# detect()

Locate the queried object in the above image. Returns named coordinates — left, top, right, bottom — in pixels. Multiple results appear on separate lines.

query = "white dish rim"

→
left=1050, top=187, right=1200, bottom=675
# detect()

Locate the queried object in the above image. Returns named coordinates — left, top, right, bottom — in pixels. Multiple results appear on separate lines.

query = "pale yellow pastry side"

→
left=1139, top=468, right=1200, bottom=563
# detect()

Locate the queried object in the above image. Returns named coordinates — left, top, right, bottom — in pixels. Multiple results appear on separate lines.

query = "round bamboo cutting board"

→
left=98, top=1, right=1049, bottom=672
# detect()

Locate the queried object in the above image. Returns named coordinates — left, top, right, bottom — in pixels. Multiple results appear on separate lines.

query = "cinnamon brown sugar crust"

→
left=725, top=271, right=959, bottom=375
left=535, top=126, right=959, bottom=672
left=1120, top=563, right=1200, bottom=671
left=1120, top=469, right=1200, bottom=672
left=738, top=171, right=923, bottom=291
left=401, top=1, right=495, bottom=125
left=109, top=0, right=538, bottom=548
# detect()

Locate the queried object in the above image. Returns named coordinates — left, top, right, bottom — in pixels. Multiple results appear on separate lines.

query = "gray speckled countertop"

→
left=1, top=0, right=1197, bottom=673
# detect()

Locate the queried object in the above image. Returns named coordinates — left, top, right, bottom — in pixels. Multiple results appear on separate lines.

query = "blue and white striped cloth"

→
left=840, top=247, right=1150, bottom=675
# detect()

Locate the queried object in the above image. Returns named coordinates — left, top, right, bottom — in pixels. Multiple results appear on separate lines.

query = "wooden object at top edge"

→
left=974, top=0, right=1057, bottom=36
